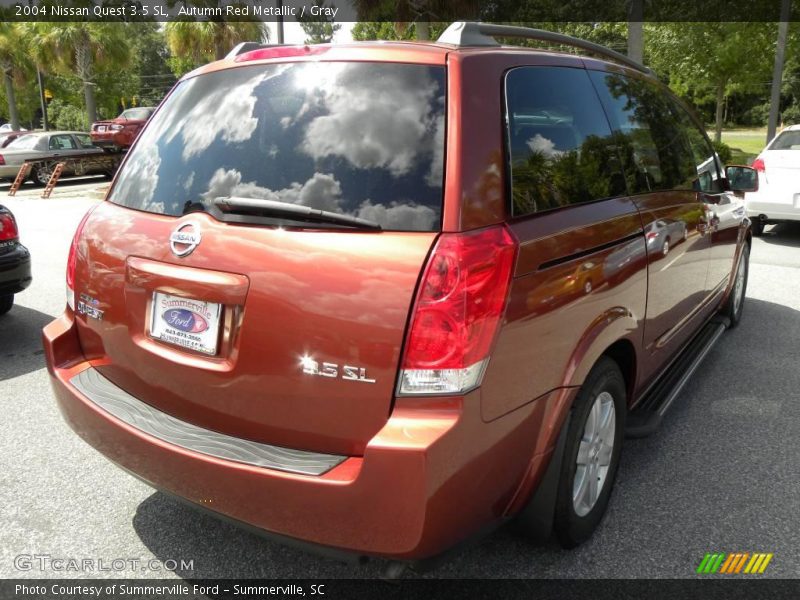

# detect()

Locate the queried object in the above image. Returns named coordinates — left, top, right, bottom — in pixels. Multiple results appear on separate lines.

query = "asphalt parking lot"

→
left=2, top=179, right=800, bottom=580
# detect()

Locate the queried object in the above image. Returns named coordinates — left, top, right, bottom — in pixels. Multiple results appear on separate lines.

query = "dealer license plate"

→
left=149, top=292, right=222, bottom=355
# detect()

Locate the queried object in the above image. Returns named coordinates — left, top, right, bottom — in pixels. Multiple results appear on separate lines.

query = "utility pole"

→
left=627, top=0, right=644, bottom=64
left=37, top=68, right=49, bottom=131
left=276, top=0, right=284, bottom=44
left=766, top=0, right=791, bottom=145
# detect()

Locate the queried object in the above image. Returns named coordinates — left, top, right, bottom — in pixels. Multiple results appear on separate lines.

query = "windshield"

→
left=771, top=130, right=800, bottom=150
left=109, top=62, right=447, bottom=232
left=7, top=134, right=42, bottom=150
left=119, top=108, right=154, bottom=120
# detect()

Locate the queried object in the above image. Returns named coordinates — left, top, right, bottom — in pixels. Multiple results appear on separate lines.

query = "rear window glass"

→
left=771, top=130, right=800, bottom=150
left=109, top=62, right=446, bottom=232
left=119, top=107, right=154, bottom=120
left=7, top=134, right=41, bottom=150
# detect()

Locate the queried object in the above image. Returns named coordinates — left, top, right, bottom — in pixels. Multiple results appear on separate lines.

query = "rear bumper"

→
left=90, top=131, right=132, bottom=148
left=43, top=312, right=571, bottom=561
left=0, top=243, right=32, bottom=295
left=745, top=190, right=800, bottom=222
left=0, top=164, right=24, bottom=179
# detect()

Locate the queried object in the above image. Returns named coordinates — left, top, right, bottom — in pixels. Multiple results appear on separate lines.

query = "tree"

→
left=351, top=22, right=448, bottom=42
left=298, top=0, right=341, bottom=44
left=25, top=23, right=132, bottom=126
left=165, top=15, right=268, bottom=67
left=353, top=0, right=481, bottom=41
left=647, top=23, right=774, bottom=142
left=0, top=23, right=29, bottom=130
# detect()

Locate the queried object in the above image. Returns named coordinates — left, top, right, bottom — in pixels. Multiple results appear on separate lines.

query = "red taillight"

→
left=66, top=209, right=94, bottom=310
left=752, top=157, right=765, bottom=172
left=0, top=154, right=5, bottom=165
left=398, top=225, right=518, bottom=395
left=0, top=213, right=18, bottom=241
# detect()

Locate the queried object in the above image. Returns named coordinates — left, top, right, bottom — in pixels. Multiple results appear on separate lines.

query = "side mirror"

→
left=725, top=165, right=758, bottom=193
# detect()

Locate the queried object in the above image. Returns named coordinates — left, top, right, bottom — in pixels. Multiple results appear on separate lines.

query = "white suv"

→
left=745, top=124, right=800, bottom=235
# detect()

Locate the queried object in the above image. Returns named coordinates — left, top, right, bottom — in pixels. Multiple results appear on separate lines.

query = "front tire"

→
left=722, top=243, right=749, bottom=328
left=553, top=357, right=626, bottom=548
left=0, top=294, right=13, bottom=316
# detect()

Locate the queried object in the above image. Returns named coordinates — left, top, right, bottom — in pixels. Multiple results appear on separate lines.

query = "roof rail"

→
left=225, top=42, right=283, bottom=59
left=437, top=21, right=653, bottom=76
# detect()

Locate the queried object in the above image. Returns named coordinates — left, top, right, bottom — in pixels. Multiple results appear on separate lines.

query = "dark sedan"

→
left=0, top=204, right=31, bottom=315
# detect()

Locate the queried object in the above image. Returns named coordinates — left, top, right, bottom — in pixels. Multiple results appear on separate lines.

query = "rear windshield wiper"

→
left=214, top=197, right=382, bottom=230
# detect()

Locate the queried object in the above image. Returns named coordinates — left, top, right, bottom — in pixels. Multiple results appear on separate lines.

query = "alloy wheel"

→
left=573, top=391, right=616, bottom=517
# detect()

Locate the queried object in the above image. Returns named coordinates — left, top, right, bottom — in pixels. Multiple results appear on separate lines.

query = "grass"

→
left=715, top=127, right=768, bottom=165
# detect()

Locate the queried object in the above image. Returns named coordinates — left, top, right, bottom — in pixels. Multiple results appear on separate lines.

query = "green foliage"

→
left=711, top=140, right=733, bottom=164
left=742, top=102, right=772, bottom=127
left=47, top=98, right=88, bottom=131
left=164, top=19, right=268, bottom=67
left=351, top=22, right=447, bottom=41
left=298, top=0, right=341, bottom=44
left=783, top=103, right=800, bottom=125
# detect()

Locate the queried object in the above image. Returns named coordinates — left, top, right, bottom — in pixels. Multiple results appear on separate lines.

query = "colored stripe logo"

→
left=697, top=552, right=773, bottom=574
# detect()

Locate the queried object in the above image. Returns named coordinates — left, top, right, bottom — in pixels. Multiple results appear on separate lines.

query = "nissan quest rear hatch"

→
left=68, top=58, right=449, bottom=457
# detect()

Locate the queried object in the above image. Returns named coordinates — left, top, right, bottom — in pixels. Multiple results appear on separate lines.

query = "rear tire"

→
left=751, top=220, right=764, bottom=236
left=722, top=243, right=749, bottom=328
left=0, top=294, right=13, bottom=316
left=32, top=162, right=54, bottom=186
left=553, top=357, right=626, bottom=548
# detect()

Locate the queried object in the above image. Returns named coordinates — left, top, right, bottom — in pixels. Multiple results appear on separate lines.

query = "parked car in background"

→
left=645, top=218, right=688, bottom=257
left=44, top=22, right=754, bottom=569
left=0, top=131, right=106, bottom=185
left=0, top=131, right=26, bottom=148
left=0, top=123, right=26, bottom=133
left=0, top=204, right=31, bottom=315
left=90, top=107, right=155, bottom=152
left=745, top=124, right=800, bottom=235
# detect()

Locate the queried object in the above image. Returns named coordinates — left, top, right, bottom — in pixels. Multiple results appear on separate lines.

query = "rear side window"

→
left=588, top=71, right=700, bottom=194
left=772, top=130, right=800, bottom=150
left=109, top=63, right=446, bottom=232
left=74, top=133, right=95, bottom=148
left=505, top=66, right=627, bottom=216
left=49, top=135, right=77, bottom=151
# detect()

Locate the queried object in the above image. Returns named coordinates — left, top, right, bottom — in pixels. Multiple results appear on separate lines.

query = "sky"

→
left=264, top=21, right=355, bottom=44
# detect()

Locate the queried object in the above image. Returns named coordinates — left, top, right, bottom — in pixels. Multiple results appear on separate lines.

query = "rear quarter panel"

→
left=452, top=52, right=648, bottom=422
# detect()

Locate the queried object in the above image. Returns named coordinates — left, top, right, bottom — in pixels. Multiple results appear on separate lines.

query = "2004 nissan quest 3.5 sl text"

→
left=44, top=22, right=756, bottom=570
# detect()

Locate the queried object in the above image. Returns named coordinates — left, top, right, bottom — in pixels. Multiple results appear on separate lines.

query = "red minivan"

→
left=44, top=23, right=754, bottom=570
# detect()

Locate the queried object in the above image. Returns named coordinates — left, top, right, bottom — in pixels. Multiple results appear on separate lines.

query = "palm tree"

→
left=25, top=23, right=131, bottom=126
left=165, top=19, right=268, bottom=64
left=0, top=23, right=29, bottom=131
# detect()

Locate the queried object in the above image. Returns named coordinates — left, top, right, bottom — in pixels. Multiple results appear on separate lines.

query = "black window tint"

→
left=669, top=99, right=722, bottom=193
left=109, top=63, right=446, bottom=232
left=505, top=66, right=626, bottom=216
left=588, top=71, right=698, bottom=194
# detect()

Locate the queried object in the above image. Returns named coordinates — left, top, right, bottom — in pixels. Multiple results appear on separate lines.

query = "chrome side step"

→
left=70, top=367, right=347, bottom=476
left=626, top=316, right=729, bottom=438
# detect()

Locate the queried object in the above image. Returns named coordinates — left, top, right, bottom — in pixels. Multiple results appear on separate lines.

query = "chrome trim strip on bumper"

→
left=70, top=367, right=347, bottom=476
